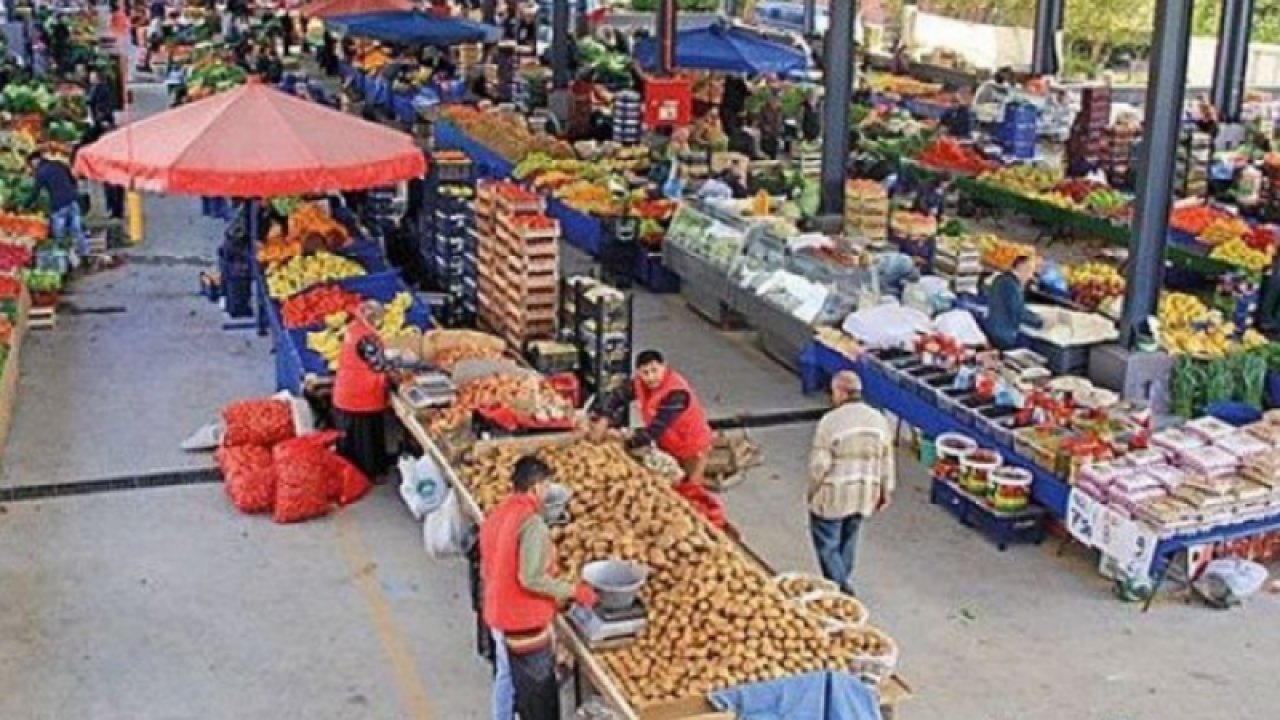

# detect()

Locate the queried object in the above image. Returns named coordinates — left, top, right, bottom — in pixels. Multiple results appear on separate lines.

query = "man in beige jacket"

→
left=808, top=370, right=895, bottom=595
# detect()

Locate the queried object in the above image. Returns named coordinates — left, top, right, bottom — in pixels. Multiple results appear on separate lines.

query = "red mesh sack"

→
left=331, top=454, right=372, bottom=506
left=216, top=445, right=277, bottom=514
left=222, top=398, right=295, bottom=448
left=272, top=432, right=340, bottom=524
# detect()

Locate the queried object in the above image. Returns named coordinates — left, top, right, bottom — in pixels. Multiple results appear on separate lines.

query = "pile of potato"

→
left=457, top=438, right=869, bottom=708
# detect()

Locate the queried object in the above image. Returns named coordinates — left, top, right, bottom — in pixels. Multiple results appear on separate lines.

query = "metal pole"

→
left=819, top=0, right=858, bottom=217
left=552, top=0, right=571, bottom=89
left=1210, top=0, right=1255, bottom=122
left=1119, top=0, right=1194, bottom=345
left=803, top=0, right=817, bottom=38
left=1030, top=0, right=1062, bottom=75
left=655, top=0, right=676, bottom=75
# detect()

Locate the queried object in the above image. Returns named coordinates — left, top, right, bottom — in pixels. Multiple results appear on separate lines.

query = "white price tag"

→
left=1097, top=508, right=1159, bottom=582
left=1066, top=488, right=1101, bottom=546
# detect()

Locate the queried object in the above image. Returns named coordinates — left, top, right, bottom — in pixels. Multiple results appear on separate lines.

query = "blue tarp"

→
left=328, top=11, right=500, bottom=47
left=633, top=23, right=809, bottom=76
left=710, top=671, right=882, bottom=720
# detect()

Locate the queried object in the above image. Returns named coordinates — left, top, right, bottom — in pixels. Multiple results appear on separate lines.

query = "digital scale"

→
left=567, top=600, right=648, bottom=648
left=398, top=372, right=456, bottom=411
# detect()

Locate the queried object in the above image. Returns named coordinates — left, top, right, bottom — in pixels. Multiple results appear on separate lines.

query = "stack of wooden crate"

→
left=476, top=181, right=560, bottom=348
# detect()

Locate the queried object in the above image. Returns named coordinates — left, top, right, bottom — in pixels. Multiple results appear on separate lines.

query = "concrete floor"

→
left=3, top=49, right=1278, bottom=720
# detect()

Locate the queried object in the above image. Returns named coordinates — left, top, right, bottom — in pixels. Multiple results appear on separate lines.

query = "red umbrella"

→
left=73, top=82, right=426, bottom=198
left=293, top=0, right=414, bottom=19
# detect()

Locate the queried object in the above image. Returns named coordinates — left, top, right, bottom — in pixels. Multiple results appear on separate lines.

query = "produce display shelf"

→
left=390, top=399, right=914, bottom=720
left=0, top=287, right=31, bottom=465
left=799, top=338, right=1280, bottom=609
left=952, top=177, right=1239, bottom=276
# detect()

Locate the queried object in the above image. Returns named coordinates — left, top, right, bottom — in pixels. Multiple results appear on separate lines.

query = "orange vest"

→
left=480, top=494, right=559, bottom=635
left=332, top=319, right=389, bottom=413
left=634, top=369, right=713, bottom=461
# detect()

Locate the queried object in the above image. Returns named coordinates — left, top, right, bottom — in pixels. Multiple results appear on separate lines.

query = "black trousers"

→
left=334, top=408, right=388, bottom=480
left=509, top=645, right=560, bottom=720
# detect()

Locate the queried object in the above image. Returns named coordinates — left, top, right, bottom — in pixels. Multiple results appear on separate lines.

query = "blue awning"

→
left=633, top=22, right=809, bottom=76
left=327, top=11, right=500, bottom=47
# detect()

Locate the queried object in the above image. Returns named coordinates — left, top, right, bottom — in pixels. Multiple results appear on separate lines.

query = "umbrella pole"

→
left=250, top=199, right=268, bottom=337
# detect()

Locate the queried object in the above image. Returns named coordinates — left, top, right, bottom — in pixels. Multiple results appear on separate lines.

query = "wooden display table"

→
left=392, top=397, right=914, bottom=719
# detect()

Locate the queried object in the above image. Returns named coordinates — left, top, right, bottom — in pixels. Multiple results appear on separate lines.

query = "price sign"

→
left=1066, top=488, right=1101, bottom=546
left=1097, top=507, right=1159, bottom=582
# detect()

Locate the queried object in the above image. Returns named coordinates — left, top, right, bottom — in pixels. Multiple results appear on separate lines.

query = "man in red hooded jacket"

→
left=600, top=349, right=714, bottom=485
left=480, top=456, right=598, bottom=720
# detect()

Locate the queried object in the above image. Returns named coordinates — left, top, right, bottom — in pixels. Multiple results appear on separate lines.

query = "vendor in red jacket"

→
left=600, top=349, right=714, bottom=485
left=332, top=301, right=392, bottom=480
left=480, top=457, right=598, bottom=720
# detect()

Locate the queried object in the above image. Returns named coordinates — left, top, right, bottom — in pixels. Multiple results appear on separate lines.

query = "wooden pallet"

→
left=28, top=305, right=55, bottom=330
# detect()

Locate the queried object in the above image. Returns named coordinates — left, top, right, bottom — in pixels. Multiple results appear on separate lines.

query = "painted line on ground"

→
left=0, top=467, right=220, bottom=503
left=334, top=511, right=436, bottom=720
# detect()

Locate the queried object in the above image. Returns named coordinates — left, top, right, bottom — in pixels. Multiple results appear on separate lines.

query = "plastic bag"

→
left=216, top=445, right=277, bottom=514
left=272, top=432, right=340, bottom=524
left=1193, top=557, right=1270, bottom=609
left=423, top=489, right=466, bottom=558
left=222, top=397, right=296, bottom=448
left=399, top=453, right=448, bottom=519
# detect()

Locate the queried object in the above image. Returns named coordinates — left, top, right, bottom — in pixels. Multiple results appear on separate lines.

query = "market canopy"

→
left=326, top=11, right=500, bottom=47
left=73, top=82, right=427, bottom=197
left=293, top=0, right=414, bottom=19
left=633, top=23, right=810, bottom=76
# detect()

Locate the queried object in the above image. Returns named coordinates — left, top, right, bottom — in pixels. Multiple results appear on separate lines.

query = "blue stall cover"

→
left=710, top=671, right=882, bottom=720
left=633, top=23, right=809, bottom=76
left=328, top=11, right=500, bottom=47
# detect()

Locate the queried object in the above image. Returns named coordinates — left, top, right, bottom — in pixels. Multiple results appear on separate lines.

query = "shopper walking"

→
left=332, top=301, right=393, bottom=480
left=479, top=457, right=598, bottom=720
left=808, top=371, right=895, bottom=596
left=28, top=151, right=89, bottom=266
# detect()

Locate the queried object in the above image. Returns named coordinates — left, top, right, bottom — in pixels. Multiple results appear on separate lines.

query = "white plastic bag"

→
left=271, top=390, right=316, bottom=436
left=423, top=489, right=466, bottom=558
left=398, top=454, right=448, bottom=519
left=1194, top=557, right=1270, bottom=608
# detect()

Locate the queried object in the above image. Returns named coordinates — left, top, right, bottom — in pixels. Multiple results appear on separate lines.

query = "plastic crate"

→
left=633, top=251, right=680, bottom=294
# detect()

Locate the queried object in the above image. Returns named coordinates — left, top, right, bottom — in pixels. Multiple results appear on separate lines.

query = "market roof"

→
left=326, top=11, right=500, bottom=47
left=633, top=22, right=810, bottom=76
left=73, top=82, right=427, bottom=197
left=294, top=0, right=414, bottom=20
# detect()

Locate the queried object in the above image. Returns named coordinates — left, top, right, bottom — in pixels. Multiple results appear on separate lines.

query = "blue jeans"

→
left=810, top=513, right=864, bottom=595
left=491, top=630, right=513, bottom=720
left=50, top=203, right=88, bottom=255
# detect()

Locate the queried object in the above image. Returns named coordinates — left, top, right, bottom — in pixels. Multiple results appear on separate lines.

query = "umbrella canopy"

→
left=294, top=0, right=413, bottom=19
left=327, top=11, right=500, bottom=47
left=73, top=82, right=427, bottom=197
left=633, top=23, right=809, bottom=76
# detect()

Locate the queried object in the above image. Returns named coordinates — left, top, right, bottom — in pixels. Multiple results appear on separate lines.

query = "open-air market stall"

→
left=74, top=82, right=428, bottom=381
left=328, top=11, right=498, bottom=123
left=388, top=357, right=914, bottom=719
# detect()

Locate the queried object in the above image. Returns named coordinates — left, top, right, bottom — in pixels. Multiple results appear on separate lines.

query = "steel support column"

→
left=655, top=0, right=676, bottom=75
left=819, top=0, right=858, bottom=217
left=1031, top=0, right=1063, bottom=76
left=803, top=0, right=818, bottom=37
left=1211, top=0, right=1255, bottom=122
left=552, top=0, right=571, bottom=89
left=1119, top=0, right=1195, bottom=345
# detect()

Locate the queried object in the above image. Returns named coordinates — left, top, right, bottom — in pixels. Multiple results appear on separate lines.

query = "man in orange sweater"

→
left=480, top=457, right=598, bottom=720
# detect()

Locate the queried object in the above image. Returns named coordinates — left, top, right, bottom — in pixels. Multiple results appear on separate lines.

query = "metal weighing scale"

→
left=567, top=600, right=648, bottom=648
left=398, top=371, right=457, bottom=411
